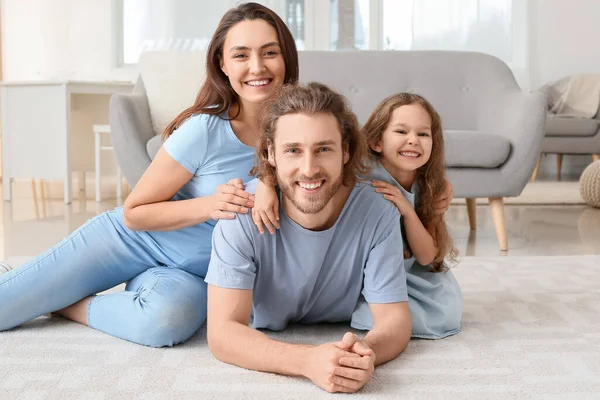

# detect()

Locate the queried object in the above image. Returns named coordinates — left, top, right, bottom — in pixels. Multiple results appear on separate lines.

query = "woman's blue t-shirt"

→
left=131, top=113, right=256, bottom=277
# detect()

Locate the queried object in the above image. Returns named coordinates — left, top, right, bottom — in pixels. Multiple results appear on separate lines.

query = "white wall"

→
left=4, top=0, right=600, bottom=89
left=2, top=0, right=135, bottom=82
left=1, top=0, right=136, bottom=195
left=1, top=0, right=599, bottom=183
left=529, top=0, right=600, bottom=89
left=528, top=0, right=600, bottom=178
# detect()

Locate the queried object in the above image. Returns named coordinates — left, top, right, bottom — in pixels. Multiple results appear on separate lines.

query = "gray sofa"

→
left=533, top=110, right=600, bottom=181
left=110, top=51, right=547, bottom=251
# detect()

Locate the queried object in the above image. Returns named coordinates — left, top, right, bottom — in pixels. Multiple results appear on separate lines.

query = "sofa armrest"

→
left=496, top=90, right=548, bottom=194
left=110, top=92, right=155, bottom=187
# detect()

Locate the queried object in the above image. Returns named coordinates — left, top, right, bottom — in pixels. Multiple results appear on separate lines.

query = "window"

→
left=114, top=0, right=528, bottom=87
left=383, top=0, right=514, bottom=59
left=115, top=0, right=307, bottom=66
left=381, top=0, right=528, bottom=86
left=330, top=0, right=370, bottom=50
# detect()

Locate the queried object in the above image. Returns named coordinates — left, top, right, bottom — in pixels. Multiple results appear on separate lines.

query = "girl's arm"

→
left=372, top=180, right=438, bottom=265
left=252, top=180, right=280, bottom=234
left=400, top=209, right=438, bottom=265
left=123, top=147, right=254, bottom=231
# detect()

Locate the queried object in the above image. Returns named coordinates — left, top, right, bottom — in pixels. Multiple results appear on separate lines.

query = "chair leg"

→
left=466, top=198, right=477, bottom=230
left=95, top=131, right=102, bottom=203
left=40, top=179, right=47, bottom=218
left=32, top=179, right=39, bottom=219
left=489, top=197, right=508, bottom=251
left=116, top=167, right=123, bottom=199
left=531, top=156, right=541, bottom=181
left=78, top=171, right=86, bottom=192
left=556, top=153, right=563, bottom=181
left=593, top=153, right=600, bottom=162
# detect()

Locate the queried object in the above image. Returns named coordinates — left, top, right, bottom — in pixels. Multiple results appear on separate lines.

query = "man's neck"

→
left=282, top=181, right=355, bottom=231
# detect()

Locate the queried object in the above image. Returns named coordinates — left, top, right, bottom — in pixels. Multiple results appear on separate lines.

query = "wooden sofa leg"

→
left=466, top=198, right=477, bottom=230
left=489, top=197, right=508, bottom=251
left=556, top=154, right=563, bottom=181
left=531, top=156, right=541, bottom=181
left=593, top=153, right=600, bottom=162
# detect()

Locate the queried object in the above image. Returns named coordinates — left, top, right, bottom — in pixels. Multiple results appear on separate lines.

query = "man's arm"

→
left=206, top=218, right=312, bottom=376
left=207, top=213, right=369, bottom=393
left=207, top=284, right=361, bottom=393
left=206, top=284, right=308, bottom=376
left=363, top=302, right=412, bottom=365
left=356, top=204, right=412, bottom=364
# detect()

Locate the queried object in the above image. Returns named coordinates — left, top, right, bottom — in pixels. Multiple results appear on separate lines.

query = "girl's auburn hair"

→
left=362, top=92, right=457, bottom=272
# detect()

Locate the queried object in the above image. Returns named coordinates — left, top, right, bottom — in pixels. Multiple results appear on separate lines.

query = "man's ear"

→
left=267, top=140, right=276, bottom=167
left=343, top=143, right=350, bottom=164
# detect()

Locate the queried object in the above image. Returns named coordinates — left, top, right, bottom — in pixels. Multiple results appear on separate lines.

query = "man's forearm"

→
left=363, top=319, right=411, bottom=365
left=208, top=321, right=311, bottom=376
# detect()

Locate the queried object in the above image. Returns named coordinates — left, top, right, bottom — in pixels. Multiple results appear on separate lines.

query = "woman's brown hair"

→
left=251, top=82, right=370, bottom=186
left=162, top=2, right=299, bottom=140
left=362, top=93, right=457, bottom=272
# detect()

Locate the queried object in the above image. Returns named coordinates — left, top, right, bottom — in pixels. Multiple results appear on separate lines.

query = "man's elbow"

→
left=389, top=310, right=412, bottom=357
left=369, top=318, right=411, bottom=365
left=207, top=328, right=227, bottom=361
left=207, top=323, right=240, bottom=364
left=395, top=318, right=412, bottom=354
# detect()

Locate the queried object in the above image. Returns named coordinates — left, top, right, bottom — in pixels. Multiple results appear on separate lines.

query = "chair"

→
left=531, top=109, right=600, bottom=181
left=93, top=124, right=124, bottom=202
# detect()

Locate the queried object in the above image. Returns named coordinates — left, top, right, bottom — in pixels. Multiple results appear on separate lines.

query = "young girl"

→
left=253, top=92, right=462, bottom=339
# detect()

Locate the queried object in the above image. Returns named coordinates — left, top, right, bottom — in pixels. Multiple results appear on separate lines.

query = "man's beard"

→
left=277, top=170, right=344, bottom=214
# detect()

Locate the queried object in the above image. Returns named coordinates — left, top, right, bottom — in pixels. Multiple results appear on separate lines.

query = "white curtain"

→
left=382, top=0, right=528, bottom=88
left=384, top=0, right=513, bottom=61
left=122, top=0, right=291, bottom=64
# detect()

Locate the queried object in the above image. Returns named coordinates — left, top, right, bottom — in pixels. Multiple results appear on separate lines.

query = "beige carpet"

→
left=452, top=181, right=584, bottom=205
left=2, top=255, right=600, bottom=399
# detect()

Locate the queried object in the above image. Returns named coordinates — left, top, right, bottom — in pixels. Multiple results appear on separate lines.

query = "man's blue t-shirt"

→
left=205, top=180, right=408, bottom=331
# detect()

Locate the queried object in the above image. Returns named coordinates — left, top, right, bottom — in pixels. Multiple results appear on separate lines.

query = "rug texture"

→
left=1, top=255, right=599, bottom=400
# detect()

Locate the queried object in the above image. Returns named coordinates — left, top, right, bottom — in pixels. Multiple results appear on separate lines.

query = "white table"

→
left=1, top=81, right=134, bottom=204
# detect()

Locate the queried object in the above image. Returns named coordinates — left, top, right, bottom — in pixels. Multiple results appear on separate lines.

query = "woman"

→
left=0, top=2, right=299, bottom=348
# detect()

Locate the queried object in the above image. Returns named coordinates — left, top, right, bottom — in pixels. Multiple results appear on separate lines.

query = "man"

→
left=204, top=82, right=411, bottom=393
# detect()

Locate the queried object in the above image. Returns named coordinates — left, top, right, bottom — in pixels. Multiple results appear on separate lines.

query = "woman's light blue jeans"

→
left=0, top=210, right=208, bottom=347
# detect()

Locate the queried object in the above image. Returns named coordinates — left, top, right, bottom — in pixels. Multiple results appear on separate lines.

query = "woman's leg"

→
left=0, top=211, right=157, bottom=330
left=87, top=267, right=208, bottom=347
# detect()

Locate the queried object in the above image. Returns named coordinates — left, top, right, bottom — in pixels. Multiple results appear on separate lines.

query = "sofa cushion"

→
left=139, top=51, right=207, bottom=136
left=146, top=134, right=162, bottom=160
left=545, top=114, right=600, bottom=137
left=444, top=131, right=510, bottom=168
